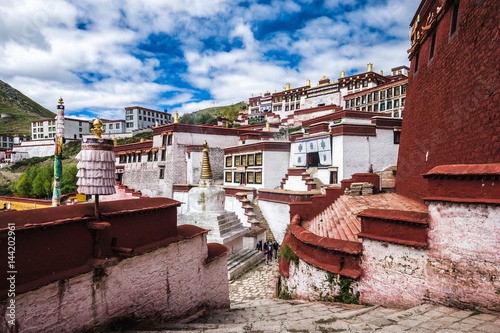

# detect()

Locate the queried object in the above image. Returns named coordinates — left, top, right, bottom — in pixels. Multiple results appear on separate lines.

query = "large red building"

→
left=396, top=0, right=499, bottom=200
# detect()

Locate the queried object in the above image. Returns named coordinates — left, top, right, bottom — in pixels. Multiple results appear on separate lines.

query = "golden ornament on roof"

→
left=200, top=140, right=213, bottom=180
left=91, top=119, right=105, bottom=138
left=58, top=97, right=64, bottom=105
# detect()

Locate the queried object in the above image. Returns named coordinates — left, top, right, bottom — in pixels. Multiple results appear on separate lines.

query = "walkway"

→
left=140, top=260, right=500, bottom=332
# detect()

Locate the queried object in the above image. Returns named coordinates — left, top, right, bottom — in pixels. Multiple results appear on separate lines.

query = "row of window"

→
left=103, top=123, right=121, bottom=130
left=119, top=150, right=167, bottom=163
left=345, top=85, right=407, bottom=106
left=346, top=98, right=406, bottom=111
left=0, top=137, right=13, bottom=141
left=347, top=79, right=370, bottom=90
left=162, top=134, right=173, bottom=146
left=126, top=109, right=170, bottom=119
left=225, top=171, right=262, bottom=184
left=2, top=143, right=12, bottom=147
left=225, top=153, right=263, bottom=167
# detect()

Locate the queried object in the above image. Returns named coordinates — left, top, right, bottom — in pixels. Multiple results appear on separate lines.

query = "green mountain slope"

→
left=179, top=101, right=247, bottom=125
left=0, top=79, right=56, bottom=136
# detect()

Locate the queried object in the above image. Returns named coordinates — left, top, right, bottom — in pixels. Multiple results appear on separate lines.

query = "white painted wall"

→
left=258, top=200, right=290, bottom=244
left=282, top=175, right=307, bottom=191
left=283, top=258, right=359, bottom=301
left=359, top=239, right=428, bottom=307
left=8, top=232, right=229, bottom=332
left=263, top=151, right=289, bottom=189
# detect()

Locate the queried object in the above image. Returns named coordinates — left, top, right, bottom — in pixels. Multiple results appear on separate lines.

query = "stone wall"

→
left=425, top=201, right=500, bottom=311
left=4, top=232, right=229, bottom=332
left=359, top=239, right=428, bottom=307
left=281, top=258, right=359, bottom=302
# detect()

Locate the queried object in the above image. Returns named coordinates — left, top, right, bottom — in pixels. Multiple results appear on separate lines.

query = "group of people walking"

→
left=256, top=240, right=279, bottom=265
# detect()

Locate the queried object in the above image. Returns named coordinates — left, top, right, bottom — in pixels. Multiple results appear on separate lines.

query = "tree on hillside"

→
left=61, top=164, right=78, bottom=194
left=15, top=166, right=37, bottom=197
left=32, top=165, right=53, bottom=198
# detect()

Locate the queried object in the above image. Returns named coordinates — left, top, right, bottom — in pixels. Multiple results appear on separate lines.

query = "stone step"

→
left=152, top=322, right=246, bottom=331
left=227, top=250, right=264, bottom=280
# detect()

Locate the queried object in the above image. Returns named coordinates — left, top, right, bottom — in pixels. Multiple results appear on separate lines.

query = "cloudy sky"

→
left=0, top=0, right=419, bottom=120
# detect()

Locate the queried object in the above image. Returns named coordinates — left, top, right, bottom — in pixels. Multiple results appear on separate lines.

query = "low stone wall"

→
left=359, top=239, right=428, bottom=307
left=281, top=258, right=359, bottom=302
left=4, top=231, right=229, bottom=332
left=425, top=201, right=500, bottom=312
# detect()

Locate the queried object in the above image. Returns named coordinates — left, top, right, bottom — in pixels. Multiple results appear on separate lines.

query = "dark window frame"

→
left=429, top=31, right=437, bottom=62
left=255, top=172, right=262, bottom=184
left=449, top=1, right=460, bottom=39
left=394, top=131, right=401, bottom=144
left=255, top=153, right=263, bottom=166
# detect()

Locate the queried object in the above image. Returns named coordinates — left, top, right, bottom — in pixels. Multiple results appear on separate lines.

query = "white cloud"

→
left=0, top=0, right=419, bottom=121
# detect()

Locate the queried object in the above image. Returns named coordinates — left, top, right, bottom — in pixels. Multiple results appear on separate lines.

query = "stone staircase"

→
left=226, top=249, right=264, bottom=280
left=249, top=197, right=276, bottom=243
left=280, top=167, right=318, bottom=191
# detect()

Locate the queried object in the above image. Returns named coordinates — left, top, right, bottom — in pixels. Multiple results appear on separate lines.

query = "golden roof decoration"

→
left=200, top=140, right=213, bottom=180
left=91, top=119, right=105, bottom=138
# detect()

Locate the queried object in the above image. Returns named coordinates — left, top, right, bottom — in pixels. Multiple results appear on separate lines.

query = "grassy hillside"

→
left=180, top=102, right=247, bottom=124
left=0, top=80, right=56, bottom=136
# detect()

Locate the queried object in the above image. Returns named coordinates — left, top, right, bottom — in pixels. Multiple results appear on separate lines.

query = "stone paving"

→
left=133, top=260, right=500, bottom=332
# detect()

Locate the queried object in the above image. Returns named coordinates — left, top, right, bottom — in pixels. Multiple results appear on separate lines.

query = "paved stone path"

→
left=135, top=261, right=500, bottom=332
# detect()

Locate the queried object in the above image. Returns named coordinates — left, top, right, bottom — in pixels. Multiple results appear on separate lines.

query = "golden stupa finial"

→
left=307, top=79, right=311, bottom=86
left=341, top=71, right=345, bottom=78
left=58, top=97, right=64, bottom=105
left=286, top=83, right=290, bottom=90
left=251, top=93, right=254, bottom=98
left=260, top=92, right=262, bottom=96
left=368, top=63, right=373, bottom=72
left=266, top=121, right=270, bottom=131
left=200, top=140, right=213, bottom=180
left=274, top=90, right=276, bottom=93
left=91, top=118, right=105, bottom=138
left=112, top=135, right=117, bottom=146
left=380, top=70, right=384, bottom=75
left=174, top=110, right=179, bottom=123
left=322, top=75, right=327, bottom=80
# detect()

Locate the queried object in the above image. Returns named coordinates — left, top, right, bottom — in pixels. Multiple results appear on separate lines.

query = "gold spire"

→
left=368, top=63, right=373, bottom=72
left=58, top=97, right=64, bottom=105
left=266, top=121, right=270, bottom=131
left=306, top=79, right=311, bottom=86
left=174, top=110, right=179, bottom=123
left=286, top=83, right=290, bottom=90
left=200, top=140, right=213, bottom=180
left=251, top=93, right=254, bottom=98
left=341, top=71, right=345, bottom=78
left=380, top=70, right=384, bottom=75
left=112, top=135, right=117, bottom=146
left=322, top=75, right=327, bottom=80
left=91, top=119, right=105, bottom=138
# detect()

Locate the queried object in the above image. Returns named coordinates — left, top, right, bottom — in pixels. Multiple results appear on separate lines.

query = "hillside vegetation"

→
left=179, top=102, right=247, bottom=125
left=0, top=79, right=55, bottom=136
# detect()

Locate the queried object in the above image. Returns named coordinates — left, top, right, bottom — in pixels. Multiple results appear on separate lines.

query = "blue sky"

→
left=0, top=0, right=419, bottom=120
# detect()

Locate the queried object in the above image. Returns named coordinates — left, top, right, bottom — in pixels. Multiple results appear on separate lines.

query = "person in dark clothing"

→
left=273, top=241, right=279, bottom=259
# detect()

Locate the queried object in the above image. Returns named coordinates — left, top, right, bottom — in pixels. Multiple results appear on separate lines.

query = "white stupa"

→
left=177, top=141, right=247, bottom=254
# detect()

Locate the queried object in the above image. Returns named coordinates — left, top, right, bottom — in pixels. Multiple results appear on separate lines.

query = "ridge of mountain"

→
left=0, top=79, right=56, bottom=136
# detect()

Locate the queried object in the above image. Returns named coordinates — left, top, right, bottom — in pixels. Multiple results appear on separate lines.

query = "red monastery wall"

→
left=396, top=0, right=500, bottom=200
